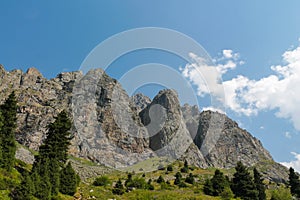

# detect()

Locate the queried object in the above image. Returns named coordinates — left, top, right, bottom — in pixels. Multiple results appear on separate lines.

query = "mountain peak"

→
left=26, top=67, right=43, bottom=77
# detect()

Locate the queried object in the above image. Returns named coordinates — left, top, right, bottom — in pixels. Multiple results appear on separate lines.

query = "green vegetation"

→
left=93, top=175, right=111, bottom=186
left=231, top=161, right=259, bottom=200
left=0, top=92, right=17, bottom=172
left=0, top=91, right=298, bottom=200
left=254, top=167, right=266, bottom=200
left=288, top=167, right=300, bottom=197
left=59, top=162, right=78, bottom=196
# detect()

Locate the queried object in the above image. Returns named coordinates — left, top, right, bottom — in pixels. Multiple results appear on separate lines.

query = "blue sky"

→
left=1, top=1, right=300, bottom=170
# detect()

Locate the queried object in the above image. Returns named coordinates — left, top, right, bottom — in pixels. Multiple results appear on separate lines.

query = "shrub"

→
left=93, top=176, right=110, bottom=187
left=156, top=175, right=165, bottom=184
left=167, top=165, right=173, bottom=172
left=185, top=173, right=195, bottom=185
left=112, top=179, right=125, bottom=195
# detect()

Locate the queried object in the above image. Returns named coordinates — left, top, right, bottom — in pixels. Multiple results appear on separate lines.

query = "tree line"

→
left=0, top=92, right=79, bottom=199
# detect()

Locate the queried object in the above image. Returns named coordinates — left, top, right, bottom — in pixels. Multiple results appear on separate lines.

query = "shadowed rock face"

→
left=0, top=65, right=288, bottom=181
left=130, top=93, right=151, bottom=112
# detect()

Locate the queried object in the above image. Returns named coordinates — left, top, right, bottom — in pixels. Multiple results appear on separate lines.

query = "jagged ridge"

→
left=0, top=65, right=288, bottom=182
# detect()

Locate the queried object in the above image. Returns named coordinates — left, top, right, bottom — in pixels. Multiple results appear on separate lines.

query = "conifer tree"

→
left=38, top=110, right=72, bottom=166
left=203, top=179, right=214, bottom=195
left=211, top=169, right=229, bottom=196
left=254, top=168, right=266, bottom=200
left=113, top=179, right=125, bottom=195
left=49, top=158, right=60, bottom=195
left=174, top=172, right=182, bottom=185
left=11, top=171, right=35, bottom=200
left=0, top=110, right=3, bottom=161
left=231, top=161, right=259, bottom=200
left=0, top=91, right=17, bottom=172
left=185, top=173, right=195, bottom=185
left=289, top=167, right=300, bottom=197
left=31, top=157, right=52, bottom=200
left=31, top=111, right=76, bottom=198
left=60, top=162, right=78, bottom=196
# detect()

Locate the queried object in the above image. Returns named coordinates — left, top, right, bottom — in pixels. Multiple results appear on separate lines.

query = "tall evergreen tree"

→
left=11, top=171, right=35, bottom=200
left=211, top=169, right=229, bottom=196
left=253, top=168, right=266, bottom=200
left=38, top=110, right=72, bottom=166
left=48, top=158, right=60, bottom=195
left=0, top=110, right=3, bottom=161
left=231, top=161, right=259, bottom=200
left=289, top=167, right=300, bottom=197
left=31, top=157, right=52, bottom=200
left=0, top=91, right=17, bottom=172
left=60, top=162, right=78, bottom=196
left=31, top=111, right=76, bottom=198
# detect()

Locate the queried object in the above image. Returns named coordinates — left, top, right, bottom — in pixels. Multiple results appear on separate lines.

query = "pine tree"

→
left=60, top=162, right=78, bottom=196
left=0, top=110, right=3, bottom=161
left=31, top=111, right=74, bottom=198
left=185, top=173, right=195, bottom=185
left=113, top=179, right=125, bottom=195
left=203, top=179, right=214, bottom=195
left=31, top=157, right=52, bottom=200
left=174, top=172, right=182, bottom=185
left=289, top=167, right=300, bottom=197
left=0, top=92, right=17, bottom=172
left=231, top=161, right=259, bottom=200
left=49, top=158, right=60, bottom=195
left=254, top=168, right=266, bottom=200
left=11, top=171, right=35, bottom=200
left=38, top=110, right=72, bottom=166
left=211, top=169, right=229, bottom=196
left=181, top=160, right=189, bottom=173
left=156, top=175, right=165, bottom=183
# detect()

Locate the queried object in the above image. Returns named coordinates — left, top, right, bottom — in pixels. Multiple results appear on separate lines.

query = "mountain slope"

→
left=0, top=65, right=288, bottom=182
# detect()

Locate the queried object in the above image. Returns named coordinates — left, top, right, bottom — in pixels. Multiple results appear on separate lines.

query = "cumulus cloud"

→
left=181, top=45, right=300, bottom=131
left=223, top=45, right=300, bottom=130
left=281, top=152, right=300, bottom=172
left=180, top=52, right=224, bottom=97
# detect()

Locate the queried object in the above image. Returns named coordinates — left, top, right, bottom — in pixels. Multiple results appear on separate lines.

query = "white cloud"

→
left=181, top=45, right=300, bottom=131
left=223, top=49, right=233, bottom=58
left=281, top=152, right=300, bottom=172
left=284, top=131, right=292, bottom=139
left=223, top=45, right=300, bottom=130
left=180, top=52, right=224, bottom=97
left=202, top=106, right=226, bottom=114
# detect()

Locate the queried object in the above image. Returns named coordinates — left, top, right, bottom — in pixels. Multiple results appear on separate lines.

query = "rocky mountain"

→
left=0, top=65, right=288, bottom=182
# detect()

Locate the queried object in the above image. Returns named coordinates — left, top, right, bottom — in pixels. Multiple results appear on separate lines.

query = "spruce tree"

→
left=231, top=161, right=259, bottom=200
left=60, top=162, right=78, bottom=196
left=253, top=168, right=266, bottom=200
left=49, top=158, right=60, bottom=195
left=203, top=179, right=214, bottom=195
left=113, top=179, right=125, bottom=195
left=211, top=169, right=229, bottom=196
left=31, top=157, right=52, bottom=200
left=11, top=171, right=35, bottom=200
left=174, top=172, right=182, bottom=185
left=0, top=92, right=17, bottom=172
left=0, top=110, right=3, bottom=161
left=289, top=167, right=300, bottom=197
left=31, top=111, right=75, bottom=198
left=38, top=110, right=72, bottom=166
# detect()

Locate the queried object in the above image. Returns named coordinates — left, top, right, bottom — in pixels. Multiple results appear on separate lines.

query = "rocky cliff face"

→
left=130, top=93, right=151, bottom=112
left=0, top=65, right=288, bottom=181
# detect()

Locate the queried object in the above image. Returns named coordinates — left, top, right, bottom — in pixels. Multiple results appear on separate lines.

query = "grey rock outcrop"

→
left=139, top=89, right=207, bottom=167
left=130, top=93, right=151, bottom=112
left=0, top=65, right=289, bottom=182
